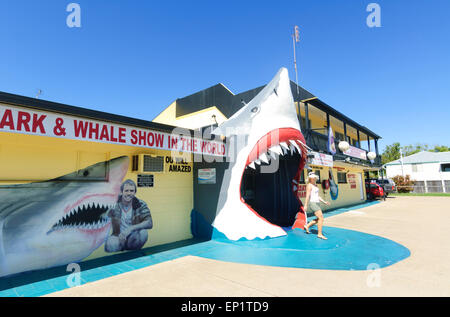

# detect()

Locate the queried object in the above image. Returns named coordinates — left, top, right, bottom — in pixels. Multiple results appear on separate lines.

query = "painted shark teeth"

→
left=246, top=139, right=304, bottom=169
left=48, top=201, right=112, bottom=234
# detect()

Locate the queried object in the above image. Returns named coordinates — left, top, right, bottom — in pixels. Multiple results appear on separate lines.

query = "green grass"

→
left=391, top=192, right=450, bottom=197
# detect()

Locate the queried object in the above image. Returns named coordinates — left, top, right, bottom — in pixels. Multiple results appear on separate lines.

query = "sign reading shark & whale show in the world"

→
left=0, top=104, right=226, bottom=157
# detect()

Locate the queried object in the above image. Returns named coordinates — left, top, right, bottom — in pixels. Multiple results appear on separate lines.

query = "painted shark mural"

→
left=329, top=169, right=339, bottom=200
left=0, top=156, right=129, bottom=277
left=211, top=68, right=308, bottom=240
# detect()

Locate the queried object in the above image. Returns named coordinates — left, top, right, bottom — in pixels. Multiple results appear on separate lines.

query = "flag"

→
left=328, top=126, right=336, bottom=155
left=294, top=25, right=300, bottom=42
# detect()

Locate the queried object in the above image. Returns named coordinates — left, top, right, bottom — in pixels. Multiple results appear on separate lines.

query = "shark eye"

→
left=251, top=106, right=259, bottom=114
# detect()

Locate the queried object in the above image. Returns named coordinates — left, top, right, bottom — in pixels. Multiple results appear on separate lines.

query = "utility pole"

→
left=400, top=148, right=405, bottom=177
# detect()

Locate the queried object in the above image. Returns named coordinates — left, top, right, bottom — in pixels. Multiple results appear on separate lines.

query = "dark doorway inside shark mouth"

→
left=240, top=128, right=307, bottom=227
left=241, top=152, right=303, bottom=227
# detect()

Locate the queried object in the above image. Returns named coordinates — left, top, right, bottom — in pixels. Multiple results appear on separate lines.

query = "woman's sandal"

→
left=303, top=225, right=310, bottom=234
left=317, top=235, right=328, bottom=240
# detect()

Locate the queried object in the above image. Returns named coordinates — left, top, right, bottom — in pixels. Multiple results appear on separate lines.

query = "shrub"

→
left=392, top=175, right=416, bottom=193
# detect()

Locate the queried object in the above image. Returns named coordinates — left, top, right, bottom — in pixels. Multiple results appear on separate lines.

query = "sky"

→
left=0, top=0, right=449, bottom=152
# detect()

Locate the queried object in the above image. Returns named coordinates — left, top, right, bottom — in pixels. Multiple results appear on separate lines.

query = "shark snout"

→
left=48, top=156, right=130, bottom=236
left=108, top=156, right=130, bottom=184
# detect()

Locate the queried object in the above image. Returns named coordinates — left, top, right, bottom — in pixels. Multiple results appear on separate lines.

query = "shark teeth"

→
left=246, top=138, right=304, bottom=169
left=269, top=145, right=283, bottom=156
left=289, top=140, right=301, bottom=153
left=259, top=153, right=269, bottom=164
left=48, top=201, right=113, bottom=234
left=280, top=142, right=290, bottom=151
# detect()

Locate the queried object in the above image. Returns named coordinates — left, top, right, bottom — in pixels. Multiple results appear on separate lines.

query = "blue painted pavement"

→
left=0, top=200, right=409, bottom=297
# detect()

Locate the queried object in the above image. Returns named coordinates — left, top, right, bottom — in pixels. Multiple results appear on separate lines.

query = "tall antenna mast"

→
left=36, top=89, right=42, bottom=99
left=292, top=25, right=300, bottom=96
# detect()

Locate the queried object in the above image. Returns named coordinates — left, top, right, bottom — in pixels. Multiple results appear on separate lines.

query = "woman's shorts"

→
left=307, top=202, right=321, bottom=213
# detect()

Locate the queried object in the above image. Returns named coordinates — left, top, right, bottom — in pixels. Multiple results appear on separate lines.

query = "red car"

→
left=365, top=181, right=385, bottom=200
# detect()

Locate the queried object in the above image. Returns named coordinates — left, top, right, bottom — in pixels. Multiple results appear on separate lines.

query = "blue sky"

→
left=1, top=0, right=449, bottom=152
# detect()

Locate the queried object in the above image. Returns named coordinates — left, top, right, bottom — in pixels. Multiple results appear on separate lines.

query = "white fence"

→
left=409, top=180, right=450, bottom=193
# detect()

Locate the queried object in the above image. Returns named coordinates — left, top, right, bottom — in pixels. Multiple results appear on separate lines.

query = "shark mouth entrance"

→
left=48, top=200, right=112, bottom=234
left=240, top=128, right=308, bottom=227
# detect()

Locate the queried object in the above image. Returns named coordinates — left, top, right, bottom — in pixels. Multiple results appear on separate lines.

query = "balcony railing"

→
left=304, top=129, right=382, bottom=167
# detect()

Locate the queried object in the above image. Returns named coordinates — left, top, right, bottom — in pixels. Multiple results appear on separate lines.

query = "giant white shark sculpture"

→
left=212, top=68, right=308, bottom=240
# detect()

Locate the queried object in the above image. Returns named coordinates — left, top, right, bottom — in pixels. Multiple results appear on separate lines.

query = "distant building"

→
left=384, top=151, right=450, bottom=193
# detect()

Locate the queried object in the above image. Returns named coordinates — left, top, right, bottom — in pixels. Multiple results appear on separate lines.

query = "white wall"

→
left=386, top=162, right=450, bottom=181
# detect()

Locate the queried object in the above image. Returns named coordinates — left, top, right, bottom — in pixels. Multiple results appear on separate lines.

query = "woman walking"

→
left=303, top=172, right=330, bottom=240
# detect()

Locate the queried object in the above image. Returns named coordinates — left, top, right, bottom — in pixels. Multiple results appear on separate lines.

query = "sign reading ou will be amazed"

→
left=0, top=104, right=227, bottom=157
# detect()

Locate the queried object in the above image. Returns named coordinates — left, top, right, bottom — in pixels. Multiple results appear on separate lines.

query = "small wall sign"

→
left=198, top=168, right=216, bottom=184
left=137, top=174, right=154, bottom=187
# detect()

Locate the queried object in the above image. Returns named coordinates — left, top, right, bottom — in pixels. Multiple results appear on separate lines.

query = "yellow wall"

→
left=0, top=131, right=194, bottom=261
left=153, top=102, right=228, bottom=130
left=153, top=101, right=177, bottom=126
left=298, top=163, right=367, bottom=211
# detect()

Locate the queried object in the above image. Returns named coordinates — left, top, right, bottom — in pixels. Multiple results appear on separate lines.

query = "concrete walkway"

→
left=45, top=196, right=450, bottom=297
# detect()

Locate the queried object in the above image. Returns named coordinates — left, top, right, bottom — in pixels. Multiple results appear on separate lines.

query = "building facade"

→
left=0, top=72, right=382, bottom=276
left=154, top=79, right=383, bottom=214
left=0, top=91, right=226, bottom=277
left=385, top=151, right=450, bottom=193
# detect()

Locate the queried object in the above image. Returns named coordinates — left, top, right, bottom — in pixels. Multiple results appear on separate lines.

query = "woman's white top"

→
left=309, top=184, right=320, bottom=203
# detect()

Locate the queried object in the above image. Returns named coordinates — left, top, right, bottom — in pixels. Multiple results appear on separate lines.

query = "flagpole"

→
left=292, top=32, right=299, bottom=96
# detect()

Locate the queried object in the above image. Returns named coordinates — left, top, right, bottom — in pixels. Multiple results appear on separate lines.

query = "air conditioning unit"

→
left=131, top=154, right=165, bottom=173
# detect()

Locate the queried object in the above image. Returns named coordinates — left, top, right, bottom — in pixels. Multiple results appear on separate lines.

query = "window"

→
left=441, top=163, right=450, bottom=172
left=337, top=172, right=347, bottom=184
left=346, top=125, right=358, bottom=148
left=335, top=132, right=344, bottom=142
left=309, top=105, right=328, bottom=136
left=298, top=102, right=311, bottom=130
left=330, top=115, right=345, bottom=141
left=300, top=116, right=311, bottom=131
left=314, top=170, right=321, bottom=182
left=346, top=136, right=359, bottom=148
left=132, top=155, right=139, bottom=172
left=360, top=132, right=369, bottom=151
